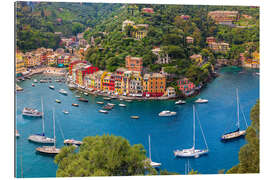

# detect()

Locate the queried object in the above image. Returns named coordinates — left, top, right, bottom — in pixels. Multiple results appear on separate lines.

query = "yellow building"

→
left=16, top=53, right=26, bottom=76
left=47, top=55, right=57, bottom=66
left=143, top=73, right=166, bottom=97
left=24, top=53, right=41, bottom=67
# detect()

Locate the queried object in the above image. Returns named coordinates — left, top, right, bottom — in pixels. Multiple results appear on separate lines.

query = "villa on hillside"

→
left=208, top=11, right=239, bottom=25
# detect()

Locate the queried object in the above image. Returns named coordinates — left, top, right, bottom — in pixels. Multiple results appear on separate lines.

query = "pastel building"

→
left=208, top=11, right=239, bottom=25
left=186, top=36, right=194, bottom=44
left=47, top=55, right=57, bottom=66
left=208, top=42, right=230, bottom=53
left=16, top=53, right=26, bottom=76
left=129, top=71, right=143, bottom=95
left=142, top=8, right=154, bottom=14
left=177, top=78, right=196, bottom=96
left=143, top=73, right=166, bottom=97
left=125, top=56, right=143, bottom=72
left=114, top=67, right=127, bottom=95
left=132, top=24, right=149, bottom=39
left=122, top=20, right=135, bottom=32
left=102, top=72, right=115, bottom=93
left=190, top=54, right=203, bottom=65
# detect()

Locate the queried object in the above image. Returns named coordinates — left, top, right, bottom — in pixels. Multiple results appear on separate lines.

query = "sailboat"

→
left=174, top=105, right=208, bottom=158
left=148, top=135, right=161, bottom=167
left=28, top=98, right=55, bottom=144
left=36, top=108, right=60, bottom=155
left=221, top=88, right=247, bottom=141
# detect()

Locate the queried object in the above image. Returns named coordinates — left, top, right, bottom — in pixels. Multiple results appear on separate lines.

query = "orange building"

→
left=125, top=56, right=143, bottom=72
left=143, top=73, right=166, bottom=97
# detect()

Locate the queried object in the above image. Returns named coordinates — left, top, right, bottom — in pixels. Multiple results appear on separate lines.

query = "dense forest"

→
left=16, top=2, right=259, bottom=86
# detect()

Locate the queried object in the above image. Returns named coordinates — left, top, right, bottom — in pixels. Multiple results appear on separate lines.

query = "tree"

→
left=227, top=100, right=259, bottom=174
left=54, top=134, right=156, bottom=177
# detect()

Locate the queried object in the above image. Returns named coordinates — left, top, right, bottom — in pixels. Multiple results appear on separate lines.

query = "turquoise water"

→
left=15, top=67, right=259, bottom=177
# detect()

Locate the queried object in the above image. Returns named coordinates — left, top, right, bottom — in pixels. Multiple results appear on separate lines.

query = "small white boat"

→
left=84, top=92, right=88, bottom=96
left=158, top=111, right=177, bottom=117
left=119, top=98, right=123, bottom=101
left=175, top=100, right=186, bottom=105
left=255, top=72, right=259, bottom=75
left=75, top=95, right=81, bottom=98
left=96, top=101, right=104, bottom=105
left=62, top=110, right=69, bottom=114
left=32, top=83, right=35, bottom=87
left=107, top=103, right=115, bottom=106
left=33, top=79, right=38, bottom=83
left=16, top=130, right=20, bottom=137
left=49, top=85, right=55, bottom=90
left=59, top=89, right=68, bottom=95
left=64, top=139, right=83, bottom=145
left=22, top=107, right=42, bottom=117
left=119, top=104, right=126, bottom=107
left=99, top=109, right=108, bottom=114
left=72, top=103, right=79, bottom=107
left=103, top=97, right=111, bottom=100
left=55, top=99, right=61, bottom=103
left=125, top=99, right=132, bottom=102
left=195, top=98, right=208, bottom=103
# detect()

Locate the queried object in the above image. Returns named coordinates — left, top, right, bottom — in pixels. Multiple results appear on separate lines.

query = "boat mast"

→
left=41, top=97, right=45, bottom=135
left=236, top=88, right=240, bottom=130
left=53, top=108, right=56, bottom=148
left=193, top=105, right=195, bottom=149
left=148, top=135, right=151, bottom=161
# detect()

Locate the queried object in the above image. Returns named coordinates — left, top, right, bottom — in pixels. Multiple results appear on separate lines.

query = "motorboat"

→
left=49, top=85, right=55, bottom=90
left=72, top=103, right=79, bottom=107
left=32, top=83, right=35, bottom=87
left=125, top=99, right=132, bottom=102
left=175, top=100, right=186, bottom=105
left=158, top=111, right=177, bottom=117
left=64, top=139, right=83, bottom=146
left=107, top=103, right=115, bottom=106
left=130, top=116, right=139, bottom=119
left=33, top=79, right=38, bottom=83
left=103, top=97, right=111, bottom=101
left=103, top=105, right=113, bottom=110
left=96, top=101, right=104, bottom=105
left=78, top=97, right=88, bottom=102
left=119, top=104, right=126, bottom=107
left=59, top=89, right=68, bottom=95
left=16, top=130, right=20, bottom=137
left=55, top=99, right=61, bottom=103
left=195, top=98, right=208, bottom=103
left=22, top=107, right=42, bottom=117
left=62, top=110, right=69, bottom=114
left=84, top=92, right=88, bottom=96
left=40, top=79, right=48, bottom=83
left=99, top=109, right=108, bottom=114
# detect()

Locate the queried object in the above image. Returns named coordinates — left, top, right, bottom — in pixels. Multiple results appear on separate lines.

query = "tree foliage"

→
left=227, top=100, right=259, bottom=174
left=54, top=134, right=156, bottom=177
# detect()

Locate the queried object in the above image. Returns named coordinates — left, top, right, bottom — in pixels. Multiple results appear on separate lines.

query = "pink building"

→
left=177, top=78, right=196, bottom=96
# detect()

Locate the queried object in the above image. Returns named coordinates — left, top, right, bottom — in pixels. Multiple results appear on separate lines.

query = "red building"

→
left=102, top=73, right=115, bottom=92
left=142, top=8, right=154, bottom=14
left=68, top=60, right=88, bottom=75
left=177, top=78, right=196, bottom=96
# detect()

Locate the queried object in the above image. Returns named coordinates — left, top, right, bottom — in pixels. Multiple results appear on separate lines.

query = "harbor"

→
left=15, top=67, right=259, bottom=177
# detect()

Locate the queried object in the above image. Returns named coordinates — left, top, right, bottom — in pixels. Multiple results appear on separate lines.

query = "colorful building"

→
left=24, top=53, right=41, bottom=67
left=177, top=78, right=196, bottom=96
left=164, top=87, right=176, bottom=98
left=206, top=37, right=216, bottom=44
left=186, top=36, right=194, bottom=44
left=190, top=54, right=203, bottom=65
left=180, top=15, right=190, bottom=20
left=47, top=55, right=57, bottom=66
left=102, top=72, right=115, bottom=93
left=114, top=67, right=127, bottom=95
left=208, top=42, right=230, bottom=53
left=142, top=8, right=154, bottom=14
left=143, top=73, right=166, bottom=97
left=129, top=72, right=143, bottom=95
left=208, top=11, right=239, bottom=25
left=125, top=56, right=143, bottom=72
left=16, top=53, right=26, bottom=76
left=122, top=20, right=135, bottom=32
left=132, top=24, right=149, bottom=39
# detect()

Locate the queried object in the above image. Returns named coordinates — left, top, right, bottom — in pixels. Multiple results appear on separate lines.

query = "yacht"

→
left=195, top=98, right=208, bottom=103
left=64, top=139, right=83, bottom=146
left=175, top=100, right=186, bottom=105
left=49, top=85, right=55, bottom=90
left=22, top=107, right=42, bottom=117
left=119, top=103, right=126, bottom=107
left=158, top=111, right=177, bottom=117
left=59, top=89, right=68, bottom=95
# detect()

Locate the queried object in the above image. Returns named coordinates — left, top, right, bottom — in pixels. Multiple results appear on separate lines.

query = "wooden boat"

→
left=55, top=99, right=61, bottom=103
left=221, top=89, right=247, bottom=141
left=96, top=101, right=104, bottom=105
left=99, top=109, right=108, bottom=114
left=78, top=97, right=88, bottom=102
left=64, top=139, right=83, bottom=146
left=103, top=105, right=113, bottom=110
left=119, top=104, right=126, bottom=107
left=72, top=103, right=79, bottom=107
left=36, top=109, right=60, bottom=155
left=130, top=116, right=139, bottom=119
